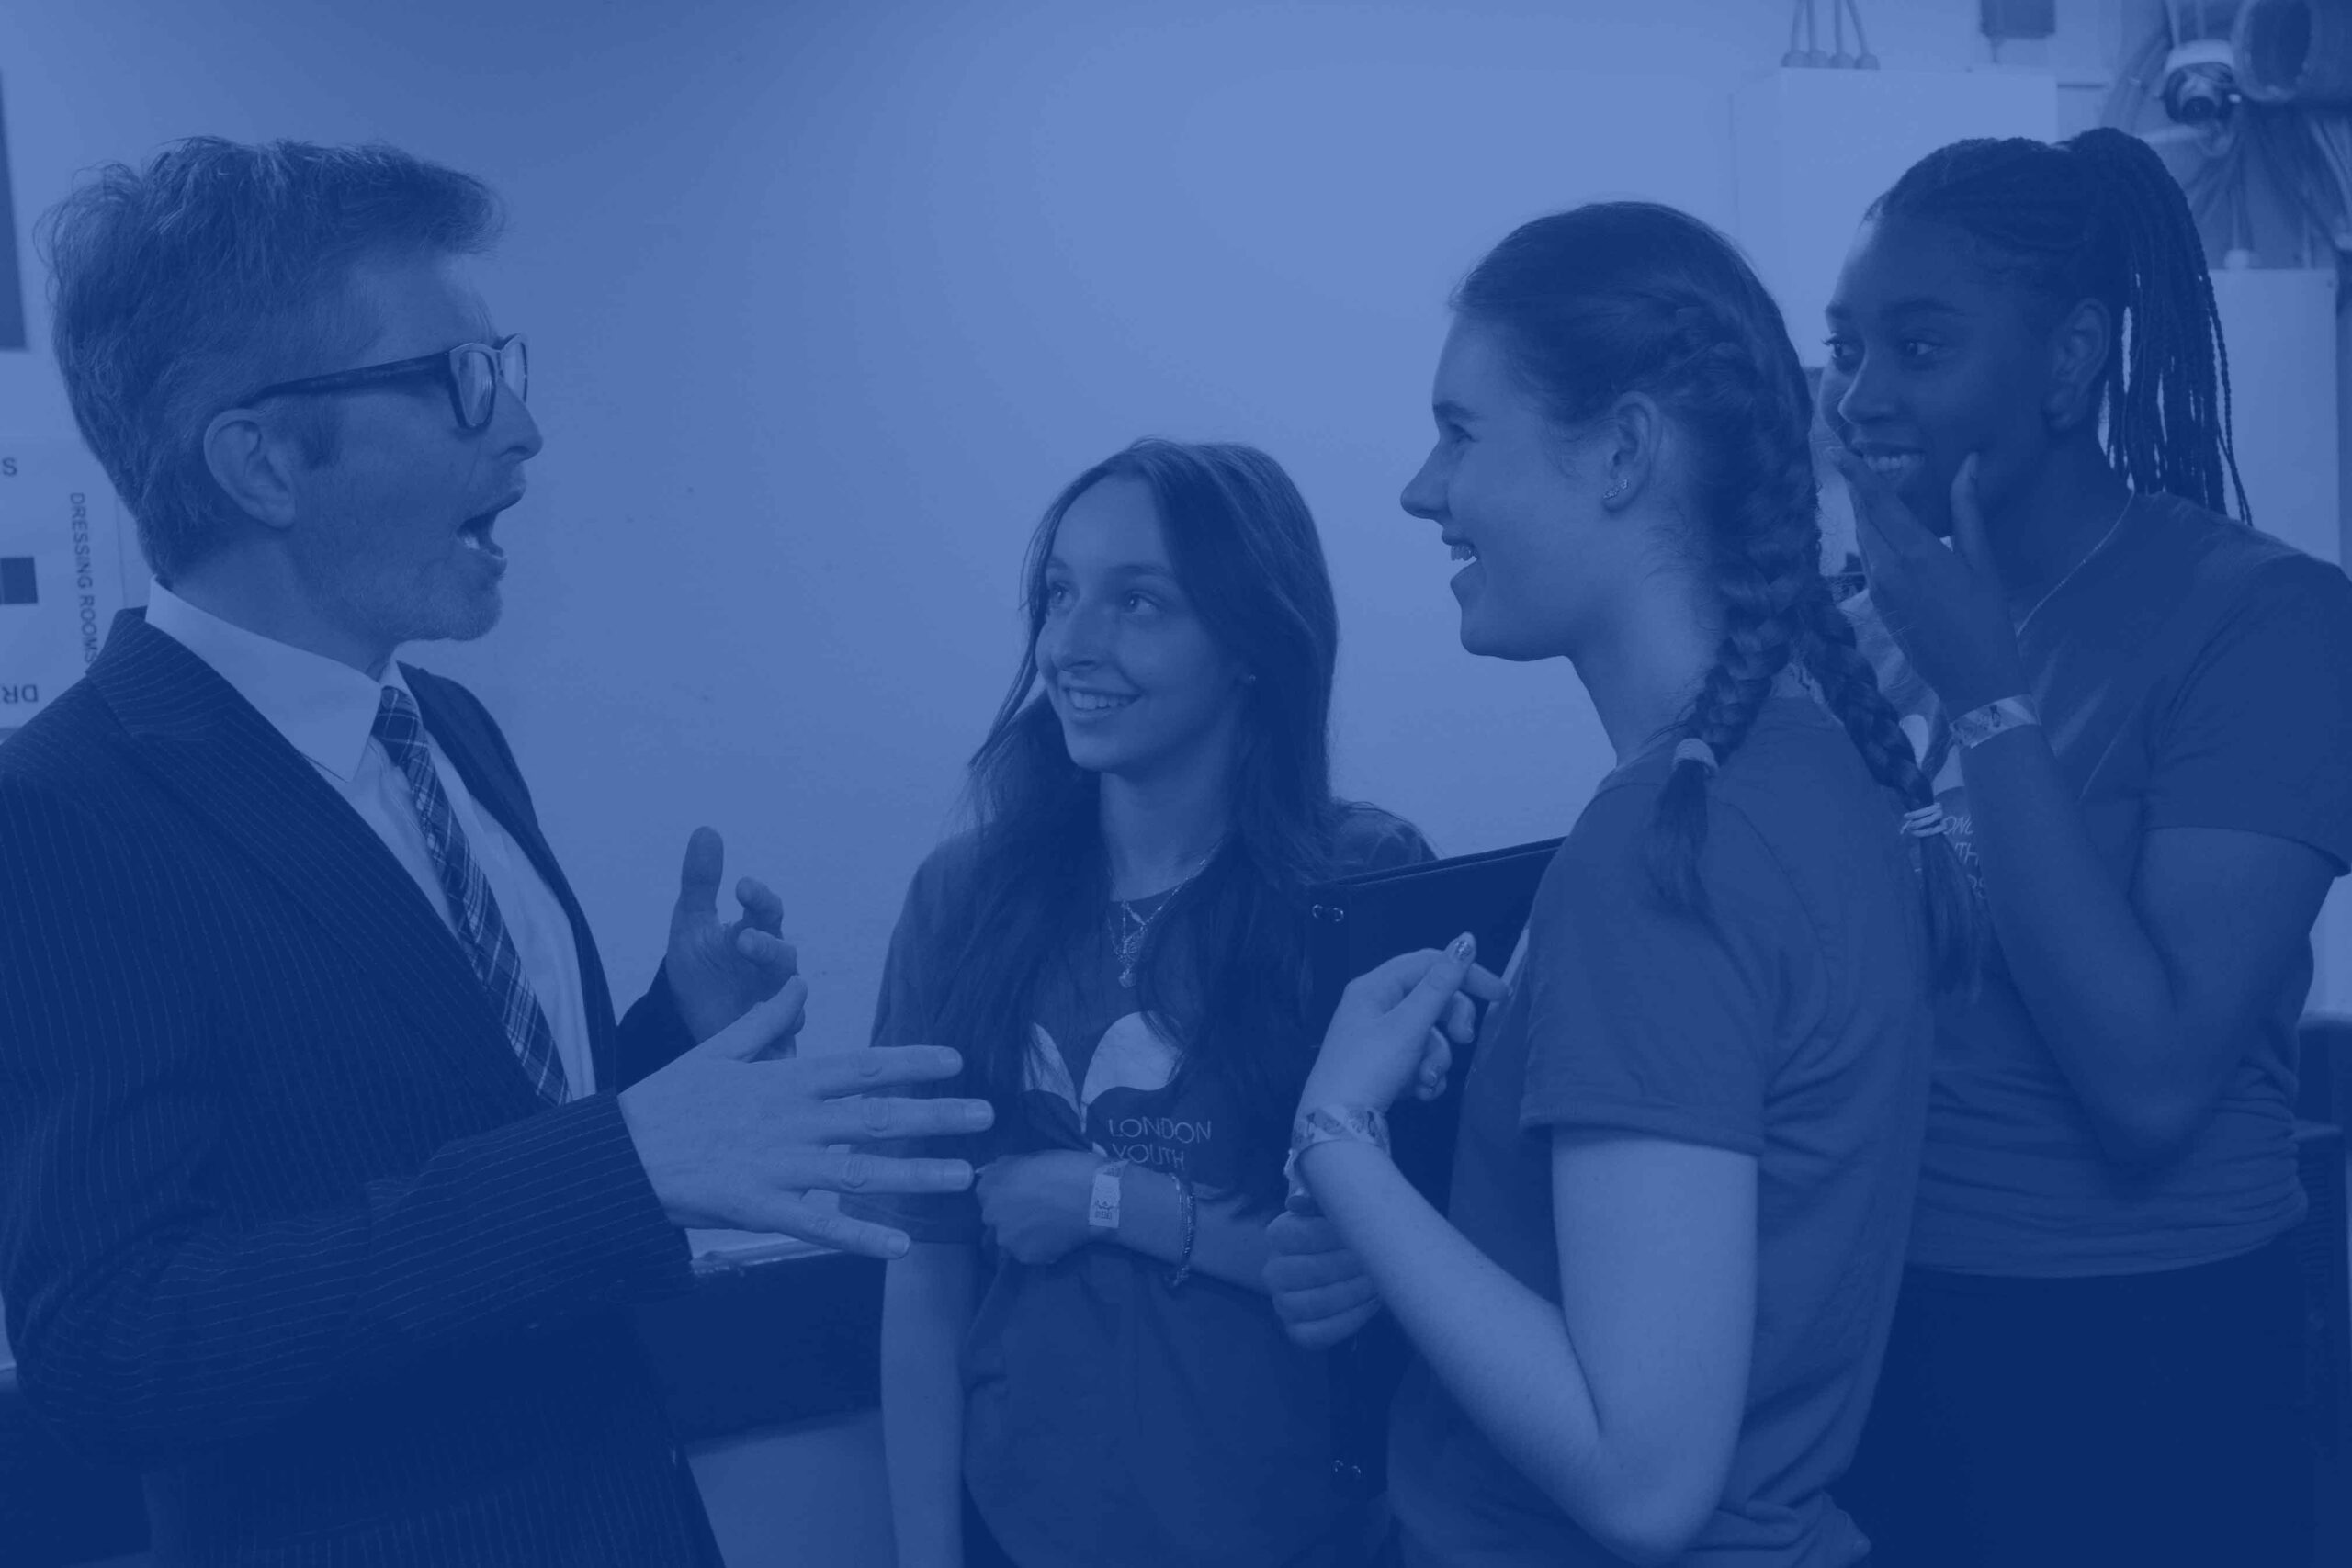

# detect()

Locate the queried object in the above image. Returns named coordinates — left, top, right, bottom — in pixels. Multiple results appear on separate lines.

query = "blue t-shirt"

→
left=1848, top=496, right=2352, bottom=1276
left=1388, top=696, right=1935, bottom=1568
left=850, top=804, right=1433, bottom=1568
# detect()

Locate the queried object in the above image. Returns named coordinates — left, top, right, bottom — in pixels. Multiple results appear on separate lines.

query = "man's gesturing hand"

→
left=618, top=981, right=991, bottom=1258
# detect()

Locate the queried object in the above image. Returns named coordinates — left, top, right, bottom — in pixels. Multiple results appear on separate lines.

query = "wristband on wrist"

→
left=1165, top=1172, right=1197, bottom=1291
left=1951, top=694, right=2040, bottom=750
left=1283, top=1105, right=1391, bottom=1204
left=1088, top=1158, right=1130, bottom=1231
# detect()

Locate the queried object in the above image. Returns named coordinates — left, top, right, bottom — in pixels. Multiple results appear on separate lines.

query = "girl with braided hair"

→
left=1264, top=201, right=1973, bottom=1567
left=1824, top=130, right=2352, bottom=1568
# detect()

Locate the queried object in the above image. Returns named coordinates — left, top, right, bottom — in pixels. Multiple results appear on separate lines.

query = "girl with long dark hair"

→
left=1268, top=202, right=1973, bottom=1567
left=1822, top=130, right=2352, bottom=1568
left=855, top=439, right=1442, bottom=1568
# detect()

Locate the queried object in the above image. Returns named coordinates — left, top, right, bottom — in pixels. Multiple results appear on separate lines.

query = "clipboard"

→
left=1301, top=835, right=1563, bottom=1498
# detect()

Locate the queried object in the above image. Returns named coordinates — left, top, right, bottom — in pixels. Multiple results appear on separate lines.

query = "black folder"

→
left=1301, top=835, right=1564, bottom=1497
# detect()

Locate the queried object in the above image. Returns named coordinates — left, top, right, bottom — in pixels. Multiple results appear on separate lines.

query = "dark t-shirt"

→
left=848, top=804, right=1434, bottom=1568
left=1388, top=696, right=1935, bottom=1568
left=1848, top=497, right=2352, bottom=1275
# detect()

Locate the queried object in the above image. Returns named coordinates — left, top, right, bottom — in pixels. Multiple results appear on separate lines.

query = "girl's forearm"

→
left=1298, top=1141, right=1619, bottom=1530
left=1960, top=724, right=2200, bottom=1156
left=1114, top=1165, right=1272, bottom=1292
left=878, top=1245, right=976, bottom=1568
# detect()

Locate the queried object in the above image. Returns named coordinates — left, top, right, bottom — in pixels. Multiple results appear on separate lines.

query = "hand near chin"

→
left=1833, top=449, right=2024, bottom=716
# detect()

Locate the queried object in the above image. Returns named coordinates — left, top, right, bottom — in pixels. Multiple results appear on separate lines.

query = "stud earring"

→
left=1604, top=480, right=1626, bottom=502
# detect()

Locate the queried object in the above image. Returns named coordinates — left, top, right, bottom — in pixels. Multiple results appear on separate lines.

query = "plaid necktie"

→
left=372, top=686, right=569, bottom=1106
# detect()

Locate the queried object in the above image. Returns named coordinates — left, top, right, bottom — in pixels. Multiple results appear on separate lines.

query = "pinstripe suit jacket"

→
left=0, top=611, right=723, bottom=1567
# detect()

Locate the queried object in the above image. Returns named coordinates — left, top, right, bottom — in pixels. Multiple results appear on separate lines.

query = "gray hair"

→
left=39, top=138, right=504, bottom=582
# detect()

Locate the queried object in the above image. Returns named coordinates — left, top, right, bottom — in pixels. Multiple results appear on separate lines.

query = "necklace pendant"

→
left=1118, top=969, right=1136, bottom=988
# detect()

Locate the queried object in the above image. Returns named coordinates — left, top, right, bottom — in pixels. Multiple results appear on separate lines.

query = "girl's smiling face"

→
left=1398, top=315, right=1645, bottom=663
left=1032, top=475, right=1250, bottom=783
left=1820, top=215, right=2065, bottom=537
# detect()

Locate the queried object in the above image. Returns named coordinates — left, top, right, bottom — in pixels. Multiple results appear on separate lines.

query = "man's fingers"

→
left=742, top=1191, right=916, bottom=1260
left=787, top=1149, right=977, bottom=1197
left=819, top=1092, right=994, bottom=1145
left=676, top=826, right=724, bottom=915
left=736, top=929, right=799, bottom=982
left=689, top=977, right=808, bottom=1060
left=735, top=876, right=786, bottom=935
left=794, top=1043, right=971, bottom=1097
left=1283, top=1300, right=1381, bottom=1350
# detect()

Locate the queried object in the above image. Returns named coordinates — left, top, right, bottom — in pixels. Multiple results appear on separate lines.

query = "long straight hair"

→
left=930, top=438, right=1348, bottom=1202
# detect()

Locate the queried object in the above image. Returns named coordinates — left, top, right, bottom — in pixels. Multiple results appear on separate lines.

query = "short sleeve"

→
left=1516, top=784, right=1795, bottom=1156
left=839, top=840, right=985, bottom=1245
left=2143, top=555, right=2352, bottom=874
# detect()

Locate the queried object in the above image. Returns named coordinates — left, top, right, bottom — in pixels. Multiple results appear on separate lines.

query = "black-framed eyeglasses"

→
left=239, top=333, right=528, bottom=432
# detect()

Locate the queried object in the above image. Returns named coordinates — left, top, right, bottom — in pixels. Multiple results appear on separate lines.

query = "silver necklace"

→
left=2013, top=493, right=2133, bottom=641
left=1108, top=848, right=1216, bottom=988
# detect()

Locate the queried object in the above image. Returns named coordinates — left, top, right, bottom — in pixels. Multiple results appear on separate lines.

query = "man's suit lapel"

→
left=401, top=664, right=626, bottom=1090
left=91, top=613, right=540, bottom=1116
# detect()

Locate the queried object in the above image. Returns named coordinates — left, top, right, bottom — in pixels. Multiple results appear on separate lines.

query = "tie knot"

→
left=373, top=684, right=426, bottom=756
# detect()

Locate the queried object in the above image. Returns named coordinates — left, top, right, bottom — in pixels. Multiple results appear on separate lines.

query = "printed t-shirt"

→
left=1848, top=496, right=2352, bottom=1275
left=1388, top=696, right=1936, bottom=1568
left=848, top=805, right=1434, bottom=1568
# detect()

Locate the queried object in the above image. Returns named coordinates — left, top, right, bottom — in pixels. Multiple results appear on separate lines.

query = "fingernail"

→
left=1448, top=933, right=1475, bottom=962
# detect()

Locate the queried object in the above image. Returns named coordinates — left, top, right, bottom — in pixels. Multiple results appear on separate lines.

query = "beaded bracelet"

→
left=1166, top=1171, right=1197, bottom=1291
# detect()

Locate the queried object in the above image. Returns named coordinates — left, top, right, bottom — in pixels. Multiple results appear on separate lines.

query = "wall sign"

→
left=0, top=437, right=130, bottom=731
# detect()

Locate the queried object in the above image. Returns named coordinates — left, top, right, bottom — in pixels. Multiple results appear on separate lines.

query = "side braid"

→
left=1646, top=298, right=1984, bottom=989
left=1453, top=199, right=1983, bottom=986
left=1792, top=576, right=1984, bottom=990
left=1646, top=301, right=1815, bottom=916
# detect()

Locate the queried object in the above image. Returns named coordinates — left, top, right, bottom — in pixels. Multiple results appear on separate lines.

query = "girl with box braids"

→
left=1869, top=127, right=2249, bottom=523
left=1826, top=130, right=2352, bottom=1568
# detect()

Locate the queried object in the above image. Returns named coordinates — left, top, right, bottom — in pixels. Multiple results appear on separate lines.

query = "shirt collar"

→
left=143, top=581, right=410, bottom=783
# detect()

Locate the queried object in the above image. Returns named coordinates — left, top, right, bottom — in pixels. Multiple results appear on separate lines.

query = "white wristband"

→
left=1283, top=1106, right=1390, bottom=1204
left=1087, top=1159, right=1129, bottom=1230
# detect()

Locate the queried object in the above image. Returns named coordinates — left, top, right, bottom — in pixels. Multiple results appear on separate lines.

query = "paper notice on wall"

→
left=0, top=437, right=132, bottom=730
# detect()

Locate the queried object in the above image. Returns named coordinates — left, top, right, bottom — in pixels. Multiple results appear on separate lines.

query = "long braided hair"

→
left=1870, top=128, right=2250, bottom=524
left=1455, top=204, right=1978, bottom=989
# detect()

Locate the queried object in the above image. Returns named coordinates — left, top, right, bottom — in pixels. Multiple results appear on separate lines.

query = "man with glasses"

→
left=0, top=138, right=988, bottom=1567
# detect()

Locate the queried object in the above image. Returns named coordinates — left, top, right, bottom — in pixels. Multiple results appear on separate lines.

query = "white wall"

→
left=0, top=0, right=2126, bottom=1049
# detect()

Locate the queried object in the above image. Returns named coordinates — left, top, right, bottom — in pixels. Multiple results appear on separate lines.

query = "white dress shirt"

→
left=144, top=582, right=596, bottom=1098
